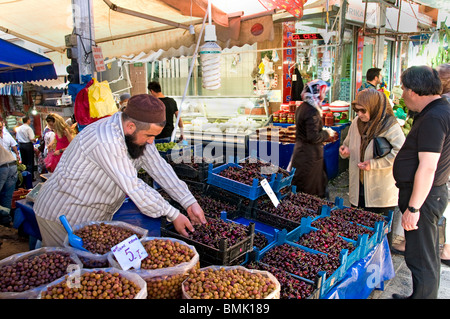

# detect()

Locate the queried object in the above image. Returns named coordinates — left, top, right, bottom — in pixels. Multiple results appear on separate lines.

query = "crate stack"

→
left=154, top=149, right=392, bottom=299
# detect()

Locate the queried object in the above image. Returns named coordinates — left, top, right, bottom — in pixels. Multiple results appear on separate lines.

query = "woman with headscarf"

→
left=291, top=79, right=336, bottom=198
left=339, top=88, right=405, bottom=247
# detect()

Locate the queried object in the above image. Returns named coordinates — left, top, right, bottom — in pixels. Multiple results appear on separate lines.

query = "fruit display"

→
left=217, top=158, right=289, bottom=186
left=188, top=187, right=239, bottom=218
left=182, top=266, right=280, bottom=299
left=73, top=222, right=147, bottom=255
left=246, top=262, right=314, bottom=299
left=294, top=229, right=356, bottom=258
left=258, top=200, right=317, bottom=223
left=112, top=238, right=201, bottom=299
left=186, top=217, right=251, bottom=249
left=260, top=243, right=340, bottom=281
left=156, top=142, right=180, bottom=152
left=284, top=192, right=335, bottom=212
left=253, top=232, right=269, bottom=250
left=330, top=207, right=386, bottom=228
left=0, top=249, right=81, bottom=297
left=311, top=216, right=374, bottom=241
left=40, top=269, right=145, bottom=299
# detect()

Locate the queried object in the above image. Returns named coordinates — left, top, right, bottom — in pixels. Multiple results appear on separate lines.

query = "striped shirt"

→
left=34, top=112, right=196, bottom=226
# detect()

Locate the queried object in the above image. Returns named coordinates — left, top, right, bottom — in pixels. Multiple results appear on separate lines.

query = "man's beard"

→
left=125, top=133, right=146, bottom=159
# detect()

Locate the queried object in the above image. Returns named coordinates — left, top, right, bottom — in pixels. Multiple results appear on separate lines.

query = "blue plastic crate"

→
left=331, top=198, right=394, bottom=247
left=286, top=216, right=364, bottom=277
left=207, top=163, right=277, bottom=200
left=249, top=228, right=348, bottom=298
left=221, top=212, right=278, bottom=252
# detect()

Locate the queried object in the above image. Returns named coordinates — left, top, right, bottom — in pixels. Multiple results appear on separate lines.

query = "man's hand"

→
left=402, top=209, right=420, bottom=231
left=186, top=202, right=207, bottom=225
left=172, top=214, right=195, bottom=237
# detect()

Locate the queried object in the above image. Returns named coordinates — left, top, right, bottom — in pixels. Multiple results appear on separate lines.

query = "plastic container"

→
left=160, top=218, right=255, bottom=266
left=329, top=102, right=350, bottom=124
left=325, top=112, right=334, bottom=127
left=108, top=237, right=200, bottom=299
left=279, top=112, right=287, bottom=123
left=287, top=112, right=295, bottom=124
left=181, top=265, right=281, bottom=299
left=207, top=163, right=278, bottom=201
left=0, top=247, right=83, bottom=299
left=37, top=267, right=148, bottom=299
left=63, top=221, right=148, bottom=268
left=273, top=111, right=280, bottom=123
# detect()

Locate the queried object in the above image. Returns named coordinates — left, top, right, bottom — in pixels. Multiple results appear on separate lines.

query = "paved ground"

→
left=328, top=169, right=450, bottom=299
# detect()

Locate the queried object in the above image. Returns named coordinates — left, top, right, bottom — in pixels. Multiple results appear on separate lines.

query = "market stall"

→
left=9, top=153, right=395, bottom=300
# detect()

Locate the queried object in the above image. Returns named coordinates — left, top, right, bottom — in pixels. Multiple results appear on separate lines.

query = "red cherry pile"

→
left=260, top=243, right=340, bottom=281
left=294, top=229, right=356, bottom=258
left=246, top=262, right=314, bottom=299
left=331, top=207, right=386, bottom=228
left=311, top=216, right=374, bottom=241
left=187, top=217, right=251, bottom=249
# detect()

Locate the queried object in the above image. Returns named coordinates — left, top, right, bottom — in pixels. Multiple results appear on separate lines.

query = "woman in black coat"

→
left=291, top=79, right=335, bottom=198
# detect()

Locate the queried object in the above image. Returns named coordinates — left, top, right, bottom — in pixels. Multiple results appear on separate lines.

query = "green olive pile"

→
left=140, top=239, right=199, bottom=299
left=183, top=267, right=277, bottom=299
left=74, top=223, right=136, bottom=254
left=41, top=270, right=140, bottom=299
left=0, top=252, right=76, bottom=293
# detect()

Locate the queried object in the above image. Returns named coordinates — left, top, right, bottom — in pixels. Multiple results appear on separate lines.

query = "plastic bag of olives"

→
left=0, top=247, right=83, bottom=299
left=108, top=237, right=200, bottom=299
left=181, top=265, right=281, bottom=299
left=63, top=220, right=148, bottom=268
left=37, top=267, right=148, bottom=299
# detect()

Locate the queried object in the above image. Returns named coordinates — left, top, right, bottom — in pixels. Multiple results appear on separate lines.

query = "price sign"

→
left=111, top=234, right=148, bottom=271
left=261, top=179, right=280, bottom=208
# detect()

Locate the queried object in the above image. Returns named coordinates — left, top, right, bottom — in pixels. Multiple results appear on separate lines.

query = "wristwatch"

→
left=408, top=206, right=419, bottom=213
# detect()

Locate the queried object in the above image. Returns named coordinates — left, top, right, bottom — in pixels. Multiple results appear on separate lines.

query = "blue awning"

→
left=0, top=38, right=58, bottom=84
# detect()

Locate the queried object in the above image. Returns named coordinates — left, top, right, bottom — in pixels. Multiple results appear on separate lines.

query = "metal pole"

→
left=72, top=0, right=96, bottom=81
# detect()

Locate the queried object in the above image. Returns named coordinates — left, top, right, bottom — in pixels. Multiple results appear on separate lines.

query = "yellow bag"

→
left=88, top=78, right=118, bottom=118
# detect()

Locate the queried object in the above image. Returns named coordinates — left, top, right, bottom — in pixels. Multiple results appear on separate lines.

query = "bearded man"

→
left=34, top=94, right=206, bottom=247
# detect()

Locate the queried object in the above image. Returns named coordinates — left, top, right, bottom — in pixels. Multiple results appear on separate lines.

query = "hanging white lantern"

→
left=200, top=40, right=221, bottom=90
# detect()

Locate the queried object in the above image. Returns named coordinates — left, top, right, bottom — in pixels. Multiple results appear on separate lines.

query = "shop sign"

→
left=92, top=46, right=106, bottom=72
left=283, top=21, right=296, bottom=103
left=292, top=33, right=323, bottom=40
left=355, top=28, right=365, bottom=92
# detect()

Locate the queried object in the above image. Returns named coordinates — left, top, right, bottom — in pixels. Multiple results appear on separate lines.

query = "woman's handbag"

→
left=373, top=136, right=393, bottom=159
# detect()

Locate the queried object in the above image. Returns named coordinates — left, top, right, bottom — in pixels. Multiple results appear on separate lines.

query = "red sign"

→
left=259, top=0, right=306, bottom=18
left=283, top=21, right=296, bottom=104
left=355, top=29, right=364, bottom=92
left=293, top=33, right=323, bottom=40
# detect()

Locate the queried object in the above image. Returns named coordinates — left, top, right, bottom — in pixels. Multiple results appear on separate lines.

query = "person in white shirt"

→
left=34, top=94, right=206, bottom=247
left=15, top=116, right=36, bottom=178
left=0, top=121, right=20, bottom=162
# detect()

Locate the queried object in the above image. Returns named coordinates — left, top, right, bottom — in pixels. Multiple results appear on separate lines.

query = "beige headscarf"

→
left=353, top=88, right=397, bottom=164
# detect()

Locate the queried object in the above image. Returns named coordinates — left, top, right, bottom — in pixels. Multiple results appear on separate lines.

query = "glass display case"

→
left=172, top=95, right=270, bottom=160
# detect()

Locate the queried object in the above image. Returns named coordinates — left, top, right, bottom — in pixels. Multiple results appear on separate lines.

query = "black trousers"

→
left=19, top=142, right=34, bottom=177
left=398, top=183, right=448, bottom=299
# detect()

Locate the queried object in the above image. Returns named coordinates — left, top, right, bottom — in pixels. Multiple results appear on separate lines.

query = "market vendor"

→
left=34, top=94, right=206, bottom=247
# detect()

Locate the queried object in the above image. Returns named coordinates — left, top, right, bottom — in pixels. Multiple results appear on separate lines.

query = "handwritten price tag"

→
left=261, top=178, right=280, bottom=208
left=111, top=234, right=148, bottom=271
